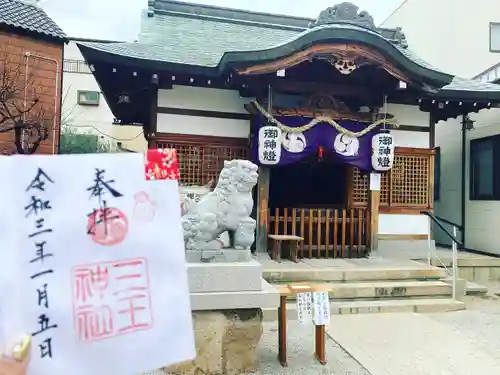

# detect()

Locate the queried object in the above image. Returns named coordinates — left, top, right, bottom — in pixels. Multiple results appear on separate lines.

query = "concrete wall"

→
left=0, top=31, right=63, bottom=154
left=382, top=0, right=500, bottom=78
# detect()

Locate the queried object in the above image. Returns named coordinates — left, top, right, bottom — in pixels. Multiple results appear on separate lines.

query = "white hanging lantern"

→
left=258, top=126, right=282, bottom=165
left=372, top=133, right=395, bottom=171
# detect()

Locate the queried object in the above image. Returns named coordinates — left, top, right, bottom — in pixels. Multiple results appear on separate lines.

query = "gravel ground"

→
left=428, top=291, right=500, bottom=361
left=160, top=286, right=500, bottom=375
left=254, top=290, right=500, bottom=374
left=248, top=322, right=370, bottom=375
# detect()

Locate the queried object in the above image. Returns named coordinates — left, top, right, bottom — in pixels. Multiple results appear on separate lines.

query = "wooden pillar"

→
left=256, top=86, right=273, bottom=254
left=147, top=82, right=159, bottom=149
left=256, top=167, right=270, bottom=253
left=369, top=173, right=380, bottom=251
left=429, top=112, right=436, bottom=148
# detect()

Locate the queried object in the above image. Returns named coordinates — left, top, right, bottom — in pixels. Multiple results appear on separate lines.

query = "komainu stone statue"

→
left=181, top=160, right=258, bottom=254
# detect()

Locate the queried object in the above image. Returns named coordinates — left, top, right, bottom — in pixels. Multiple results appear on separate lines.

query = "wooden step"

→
left=280, top=280, right=452, bottom=300
left=263, top=298, right=465, bottom=321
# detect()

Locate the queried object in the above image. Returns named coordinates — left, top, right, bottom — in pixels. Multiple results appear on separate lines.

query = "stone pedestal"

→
left=185, top=248, right=252, bottom=264
left=163, top=257, right=279, bottom=375
left=164, top=310, right=263, bottom=375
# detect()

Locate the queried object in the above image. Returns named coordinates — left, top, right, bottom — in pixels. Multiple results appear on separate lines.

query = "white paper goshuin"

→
left=0, top=153, right=195, bottom=375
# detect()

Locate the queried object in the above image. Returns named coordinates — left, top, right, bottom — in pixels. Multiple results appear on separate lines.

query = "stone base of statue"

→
left=163, top=258, right=279, bottom=375
left=185, top=248, right=252, bottom=263
left=164, top=160, right=279, bottom=374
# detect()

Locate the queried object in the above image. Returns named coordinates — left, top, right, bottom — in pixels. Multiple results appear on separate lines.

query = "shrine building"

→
left=77, top=1, right=500, bottom=259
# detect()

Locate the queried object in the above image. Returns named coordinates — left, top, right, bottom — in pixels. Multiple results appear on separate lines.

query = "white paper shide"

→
left=1, top=153, right=195, bottom=375
left=258, top=126, right=282, bottom=165
left=371, top=133, right=395, bottom=171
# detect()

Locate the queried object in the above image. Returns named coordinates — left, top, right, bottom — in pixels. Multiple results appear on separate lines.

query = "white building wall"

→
left=378, top=103, right=430, bottom=236
left=384, top=0, right=500, bottom=253
left=465, top=109, right=500, bottom=254
left=382, top=0, right=500, bottom=78
left=158, top=88, right=431, bottom=236
left=62, top=41, right=114, bottom=135
left=433, top=117, right=463, bottom=246
left=157, top=86, right=251, bottom=138
left=434, top=108, right=500, bottom=254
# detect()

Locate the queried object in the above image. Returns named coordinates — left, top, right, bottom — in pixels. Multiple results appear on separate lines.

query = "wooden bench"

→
left=276, top=283, right=330, bottom=367
left=268, top=234, right=304, bottom=263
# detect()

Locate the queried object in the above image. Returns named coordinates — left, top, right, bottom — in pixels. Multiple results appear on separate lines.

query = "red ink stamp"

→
left=87, top=207, right=129, bottom=246
left=71, top=257, right=153, bottom=342
left=133, top=192, right=156, bottom=222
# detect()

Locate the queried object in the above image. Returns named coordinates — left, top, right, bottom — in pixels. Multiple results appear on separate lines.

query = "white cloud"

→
left=42, top=0, right=402, bottom=41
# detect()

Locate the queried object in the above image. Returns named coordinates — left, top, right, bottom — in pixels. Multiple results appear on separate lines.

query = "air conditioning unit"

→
left=77, top=90, right=100, bottom=106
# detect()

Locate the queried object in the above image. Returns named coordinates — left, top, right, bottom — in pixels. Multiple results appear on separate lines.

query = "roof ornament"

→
left=309, top=2, right=376, bottom=30
left=147, top=0, right=155, bottom=17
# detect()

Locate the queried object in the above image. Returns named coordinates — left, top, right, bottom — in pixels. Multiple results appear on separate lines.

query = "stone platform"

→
left=185, top=249, right=252, bottom=263
left=379, top=245, right=500, bottom=284
left=166, top=256, right=279, bottom=375
left=258, top=254, right=464, bottom=319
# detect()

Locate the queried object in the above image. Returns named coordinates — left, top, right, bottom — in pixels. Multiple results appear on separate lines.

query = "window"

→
left=470, top=135, right=500, bottom=200
left=77, top=90, right=100, bottom=106
left=490, top=23, right=500, bottom=52
left=352, top=147, right=435, bottom=211
left=434, top=147, right=440, bottom=201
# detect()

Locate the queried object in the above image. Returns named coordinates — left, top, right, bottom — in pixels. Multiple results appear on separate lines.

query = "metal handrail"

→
left=432, top=214, right=464, bottom=231
left=421, top=212, right=462, bottom=246
left=421, top=211, right=461, bottom=300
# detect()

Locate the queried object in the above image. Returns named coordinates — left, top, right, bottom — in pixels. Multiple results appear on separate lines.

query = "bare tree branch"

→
left=0, top=46, right=53, bottom=154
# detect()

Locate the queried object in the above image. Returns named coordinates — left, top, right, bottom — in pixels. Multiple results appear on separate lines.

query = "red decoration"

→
left=317, top=145, right=324, bottom=160
left=144, top=148, right=180, bottom=181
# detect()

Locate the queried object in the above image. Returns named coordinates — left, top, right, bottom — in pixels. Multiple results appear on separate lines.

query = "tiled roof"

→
left=85, top=14, right=439, bottom=73
left=79, top=8, right=500, bottom=96
left=440, top=76, right=500, bottom=94
left=0, top=0, right=66, bottom=41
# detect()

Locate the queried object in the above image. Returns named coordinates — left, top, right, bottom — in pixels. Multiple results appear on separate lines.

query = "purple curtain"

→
left=251, top=115, right=378, bottom=170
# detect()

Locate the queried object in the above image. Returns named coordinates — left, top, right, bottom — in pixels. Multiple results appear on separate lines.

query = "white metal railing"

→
left=424, top=212, right=462, bottom=301
left=63, top=59, right=91, bottom=74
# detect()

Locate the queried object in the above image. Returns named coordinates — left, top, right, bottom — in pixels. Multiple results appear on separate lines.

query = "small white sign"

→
left=369, top=172, right=381, bottom=191
left=296, top=292, right=312, bottom=324
left=312, top=292, right=330, bottom=326
left=372, top=133, right=395, bottom=171
left=258, top=126, right=282, bottom=165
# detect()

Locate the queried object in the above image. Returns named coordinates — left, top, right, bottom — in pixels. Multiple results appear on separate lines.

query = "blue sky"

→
left=42, top=0, right=403, bottom=41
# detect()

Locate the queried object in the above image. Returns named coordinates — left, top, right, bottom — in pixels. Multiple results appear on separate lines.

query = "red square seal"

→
left=71, top=257, right=153, bottom=342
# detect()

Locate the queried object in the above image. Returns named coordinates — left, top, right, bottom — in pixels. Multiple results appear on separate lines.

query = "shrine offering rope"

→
left=252, top=101, right=399, bottom=138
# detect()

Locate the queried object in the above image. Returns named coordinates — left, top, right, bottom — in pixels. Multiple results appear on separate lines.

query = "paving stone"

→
left=326, top=313, right=500, bottom=375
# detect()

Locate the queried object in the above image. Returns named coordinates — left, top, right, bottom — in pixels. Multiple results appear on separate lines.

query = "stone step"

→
left=465, top=281, right=488, bottom=295
left=262, top=298, right=465, bottom=321
left=263, top=266, right=447, bottom=283
left=279, top=280, right=452, bottom=300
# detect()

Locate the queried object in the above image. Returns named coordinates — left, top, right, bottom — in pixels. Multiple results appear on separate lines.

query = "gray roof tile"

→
left=0, top=0, right=66, bottom=41
left=80, top=10, right=500, bottom=96
left=87, top=14, right=439, bottom=73
left=440, top=76, right=500, bottom=93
